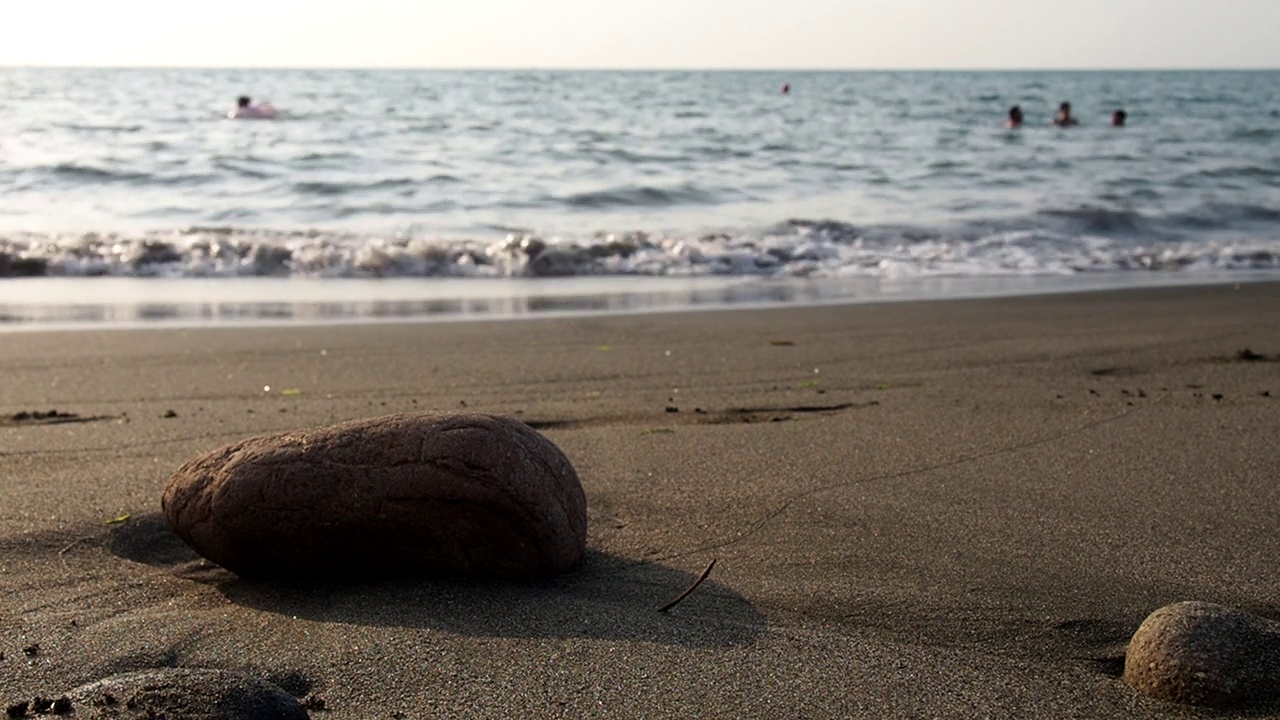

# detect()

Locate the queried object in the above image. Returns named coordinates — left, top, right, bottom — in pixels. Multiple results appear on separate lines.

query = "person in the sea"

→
left=228, top=96, right=278, bottom=120
left=1111, top=109, right=1127, bottom=127
left=1007, top=105, right=1024, bottom=128
left=1053, top=102, right=1078, bottom=127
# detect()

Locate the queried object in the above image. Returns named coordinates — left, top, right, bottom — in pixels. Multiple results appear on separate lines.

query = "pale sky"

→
left=4, top=0, right=1279, bottom=69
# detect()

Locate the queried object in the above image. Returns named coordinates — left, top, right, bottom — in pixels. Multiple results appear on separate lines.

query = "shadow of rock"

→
left=215, top=551, right=763, bottom=649
left=109, top=513, right=202, bottom=567
left=107, top=513, right=764, bottom=649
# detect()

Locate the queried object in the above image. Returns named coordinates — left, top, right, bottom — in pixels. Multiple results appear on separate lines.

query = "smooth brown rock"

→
left=163, top=413, right=587, bottom=580
left=1124, top=601, right=1280, bottom=707
left=65, top=669, right=307, bottom=719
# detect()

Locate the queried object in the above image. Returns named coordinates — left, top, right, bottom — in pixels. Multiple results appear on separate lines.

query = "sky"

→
left=4, top=0, right=1279, bottom=69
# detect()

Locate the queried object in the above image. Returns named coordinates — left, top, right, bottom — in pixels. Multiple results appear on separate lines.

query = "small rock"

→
left=1124, top=601, right=1280, bottom=707
left=163, top=410, right=178, bottom=419
left=6, top=701, right=28, bottom=718
left=163, top=413, right=587, bottom=580
left=30, top=697, right=52, bottom=713
left=65, top=668, right=308, bottom=719
left=21, top=644, right=38, bottom=657
left=51, top=696, right=72, bottom=714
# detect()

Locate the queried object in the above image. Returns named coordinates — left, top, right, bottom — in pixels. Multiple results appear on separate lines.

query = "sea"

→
left=2, top=68, right=1278, bottom=329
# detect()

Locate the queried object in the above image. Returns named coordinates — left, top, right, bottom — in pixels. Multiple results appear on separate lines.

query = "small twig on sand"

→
left=658, top=558, right=717, bottom=613
left=58, top=536, right=93, bottom=564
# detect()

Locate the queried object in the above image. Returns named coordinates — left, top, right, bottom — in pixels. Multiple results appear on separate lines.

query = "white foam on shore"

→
left=3, top=225, right=1279, bottom=282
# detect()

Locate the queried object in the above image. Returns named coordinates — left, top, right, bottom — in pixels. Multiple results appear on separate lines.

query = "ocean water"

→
left=1, top=68, right=1278, bottom=328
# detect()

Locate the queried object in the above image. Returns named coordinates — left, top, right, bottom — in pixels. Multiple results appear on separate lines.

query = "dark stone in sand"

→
left=1124, top=601, right=1280, bottom=707
left=163, top=412, right=587, bottom=580
left=65, top=669, right=307, bottom=719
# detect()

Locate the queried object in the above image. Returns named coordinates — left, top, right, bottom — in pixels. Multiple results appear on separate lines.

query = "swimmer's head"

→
left=1112, top=109, right=1127, bottom=127
left=1059, top=102, right=1071, bottom=113
left=1009, top=105, right=1024, bottom=125
left=238, top=96, right=251, bottom=108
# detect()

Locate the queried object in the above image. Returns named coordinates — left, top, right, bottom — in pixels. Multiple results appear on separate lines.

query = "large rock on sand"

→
left=163, top=413, right=587, bottom=580
left=1124, top=601, right=1280, bottom=707
left=65, top=668, right=307, bottom=719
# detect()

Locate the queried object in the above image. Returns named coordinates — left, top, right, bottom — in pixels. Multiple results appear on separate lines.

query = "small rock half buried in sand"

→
left=1124, top=601, right=1280, bottom=707
left=65, top=668, right=307, bottom=719
left=163, top=413, right=587, bottom=580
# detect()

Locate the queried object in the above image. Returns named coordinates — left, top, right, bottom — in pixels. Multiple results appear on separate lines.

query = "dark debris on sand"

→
left=5, top=695, right=74, bottom=716
left=9, top=410, right=77, bottom=423
left=2, top=410, right=120, bottom=427
left=1235, top=348, right=1277, bottom=362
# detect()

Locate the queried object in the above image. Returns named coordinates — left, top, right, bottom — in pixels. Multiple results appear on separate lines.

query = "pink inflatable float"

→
left=228, top=96, right=278, bottom=120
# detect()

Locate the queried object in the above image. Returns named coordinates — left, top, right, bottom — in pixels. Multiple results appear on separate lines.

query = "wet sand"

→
left=2, top=281, right=1279, bottom=718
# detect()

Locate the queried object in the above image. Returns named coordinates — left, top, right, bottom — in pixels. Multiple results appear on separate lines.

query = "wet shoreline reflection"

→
left=0, top=273, right=1275, bottom=331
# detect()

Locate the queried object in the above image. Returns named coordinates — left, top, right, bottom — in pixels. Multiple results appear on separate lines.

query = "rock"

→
left=1124, top=601, right=1280, bottom=707
left=65, top=668, right=307, bottom=719
left=163, top=413, right=587, bottom=580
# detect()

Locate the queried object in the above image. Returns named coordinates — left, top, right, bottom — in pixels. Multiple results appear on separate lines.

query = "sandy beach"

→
left=2, top=281, right=1279, bottom=718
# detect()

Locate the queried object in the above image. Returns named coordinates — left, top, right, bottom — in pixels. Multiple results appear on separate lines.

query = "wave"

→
left=292, top=178, right=417, bottom=196
left=1174, top=202, right=1280, bottom=224
left=1229, top=127, right=1279, bottom=142
left=559, top=184, right=720, bottom=209
left=1037, top=207, right=1147, bottom=234
left=211, top=159, right=275, bottom=180
left=53, top=122, right=143, bottom=133
left=50, top=163, right=151, bottom=183
left=1175, top=165, right=1280, bottom=186
left=3, top=218, right=1279, bottom=280
left=294, top=151, right=361, bottom=163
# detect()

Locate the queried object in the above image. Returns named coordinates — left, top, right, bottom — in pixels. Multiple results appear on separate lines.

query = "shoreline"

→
left=3, top=281, right=1279, bottom=717
left=2, top=271, right=1277, bottom=333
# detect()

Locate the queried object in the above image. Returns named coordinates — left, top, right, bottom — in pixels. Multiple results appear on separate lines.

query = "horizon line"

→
left=3, top=64, right=1279, bottom=73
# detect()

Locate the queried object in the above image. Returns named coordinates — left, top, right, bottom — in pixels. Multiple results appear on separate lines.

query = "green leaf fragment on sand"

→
left=281, top=388, right=302, bottom=396
left=103, top=514, right=131, bottom=525
left=799, top=380, right=820, bottom=388
left=597, top=345, right=612, bottom=352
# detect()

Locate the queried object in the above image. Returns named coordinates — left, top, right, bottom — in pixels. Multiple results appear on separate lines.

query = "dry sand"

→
left=2, top=281, right=1279, bottom=718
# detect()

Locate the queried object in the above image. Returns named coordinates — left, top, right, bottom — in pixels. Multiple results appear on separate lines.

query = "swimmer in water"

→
left=1111, top=109, right=1127, bottom=127
left=1007, top=105, right=1024, bottom=128
left=1053, top=101, right=1078, bottom=127
left=228, top=96, right=278, bottom=120
left=781, top=83, right=790, bottom=95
